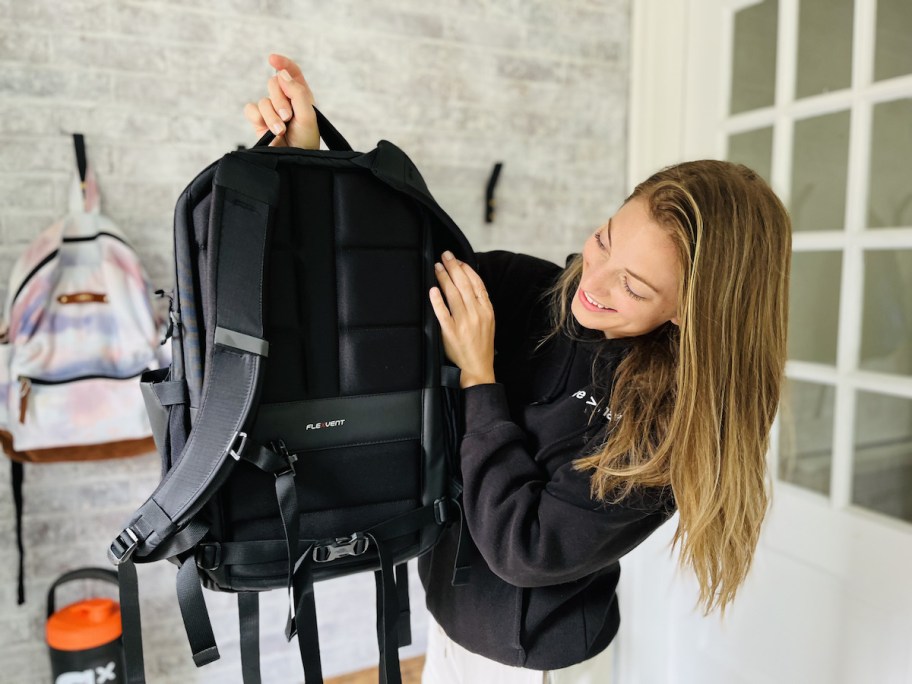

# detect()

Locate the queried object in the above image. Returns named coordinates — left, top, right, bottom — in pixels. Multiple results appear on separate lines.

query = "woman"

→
left=245, top=54, right=792, bottom=683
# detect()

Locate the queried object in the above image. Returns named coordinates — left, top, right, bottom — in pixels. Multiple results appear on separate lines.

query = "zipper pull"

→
left=18, top=378, right=31, bottom=424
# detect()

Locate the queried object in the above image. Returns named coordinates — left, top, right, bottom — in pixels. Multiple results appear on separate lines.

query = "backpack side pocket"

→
left=139, top=367, right=187, bottom=475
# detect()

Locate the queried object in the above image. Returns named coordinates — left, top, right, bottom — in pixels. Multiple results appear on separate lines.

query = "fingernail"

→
left=443, top=251, right=454, bottom=261
left=434, top=262, right=444, bottom=272
left=278, top=108, right=291, bottom=121
left=279, top=69, right=293, bottom=82
left=271, top=123, right=285, bottom=135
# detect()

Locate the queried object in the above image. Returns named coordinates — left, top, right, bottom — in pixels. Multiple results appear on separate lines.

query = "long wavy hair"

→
left=548, top=160, right=791, bottom=614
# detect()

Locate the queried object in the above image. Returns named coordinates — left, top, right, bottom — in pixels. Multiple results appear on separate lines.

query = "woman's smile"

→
left=578, top=288, right=616, bottom=312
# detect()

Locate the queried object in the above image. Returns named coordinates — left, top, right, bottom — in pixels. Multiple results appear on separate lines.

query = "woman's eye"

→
left=594, top=230, right=606, bottom=251
left=623, top=276, right=646, bottom=301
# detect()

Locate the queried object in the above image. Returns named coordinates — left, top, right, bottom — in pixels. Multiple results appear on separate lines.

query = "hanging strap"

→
left=176, top=559, right=220, bottom=666
left=238, top=592, right=261, bottom=684
left=369, top=535, right=402, bottom=684
left=290, top=548, right=323, bottom=684
left=238, top=436, right=300, bottom=684
left=394, top=563, right=411, bottom=647
left=286, top=503, right=444, bottom=684
left=11, top=461, right=24, bottom=604
left=117, top=561, right=146, bottom=684
left=118, top=518, right=210, bottom=684
left=240, top=439, right=300, bottom=598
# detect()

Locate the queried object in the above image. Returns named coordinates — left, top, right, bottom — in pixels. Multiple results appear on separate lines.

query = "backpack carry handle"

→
left=254, top=106, right=353, bottom=152
left=47, top=566, right=120, bottom=618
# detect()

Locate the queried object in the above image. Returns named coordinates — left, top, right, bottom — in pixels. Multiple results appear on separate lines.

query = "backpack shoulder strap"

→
left=109, top=152, right=279, bottom=566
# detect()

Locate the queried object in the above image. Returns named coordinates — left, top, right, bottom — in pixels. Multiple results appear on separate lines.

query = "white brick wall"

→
left=0, top=1, right=630, bottom=681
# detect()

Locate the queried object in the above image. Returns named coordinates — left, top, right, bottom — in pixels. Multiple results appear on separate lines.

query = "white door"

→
left=620, top=1, right=912, bottom=682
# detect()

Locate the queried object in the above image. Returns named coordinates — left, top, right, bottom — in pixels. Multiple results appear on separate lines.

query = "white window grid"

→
left=719, top=0, right=912, bottom=516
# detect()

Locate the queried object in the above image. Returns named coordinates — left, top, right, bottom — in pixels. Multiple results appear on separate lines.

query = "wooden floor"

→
left=326, top=655, right=425, bottom=684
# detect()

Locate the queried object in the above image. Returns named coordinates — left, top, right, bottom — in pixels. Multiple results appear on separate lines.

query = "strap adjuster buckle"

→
left=434, top=498, right=449, bottom=525
left=271, top=439, right=297, bottom=476
left=108, top=527, right=140, bottom=565
left=229, top=431, right=248, bottom=461
left=312, top=533, right=369, bottom=563
left=196, top=543, right=222, bottom=571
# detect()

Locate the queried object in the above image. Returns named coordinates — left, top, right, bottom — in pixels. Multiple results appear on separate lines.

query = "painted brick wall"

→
left=0, top=0, right=630, bottom=681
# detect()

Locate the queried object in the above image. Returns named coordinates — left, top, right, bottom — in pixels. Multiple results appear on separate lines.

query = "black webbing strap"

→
left=176, top=559, right=220, bottom=667
left=369, top=534, right=402, bottom=684
left=117, top=560, right=146, bottom=684
left=238, top=592, right=261, bottom=684
left=290, top=550, right=322, bottom=683
left=241, top=439, right=300, bottom=637
left=11, top=461, right=24, bottom=604
left=117, top=519, right=210, bottom=684
left=151, top=379, right=189, bottom=407
left=395, top=563, right=411, bottom=647
left=287, top=503, right=443, bottom=684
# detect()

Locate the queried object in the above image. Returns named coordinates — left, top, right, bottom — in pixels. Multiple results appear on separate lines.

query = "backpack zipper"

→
left=10, top=232, right=132, bottom=306
left=17, top=369, right=147, bottom=424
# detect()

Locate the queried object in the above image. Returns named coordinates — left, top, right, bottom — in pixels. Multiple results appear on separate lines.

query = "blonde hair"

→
left=549, top=160, right=791, bottom=614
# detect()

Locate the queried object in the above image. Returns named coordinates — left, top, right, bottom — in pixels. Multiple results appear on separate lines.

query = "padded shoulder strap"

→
left=109, top=153, right=279, bottom=565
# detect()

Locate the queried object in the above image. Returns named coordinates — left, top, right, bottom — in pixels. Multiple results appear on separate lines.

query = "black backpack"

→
left=108, top=110, right=474, bottom=684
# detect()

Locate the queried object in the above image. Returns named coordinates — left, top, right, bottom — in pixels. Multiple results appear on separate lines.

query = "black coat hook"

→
left=485, top=162, right=503, bottom=223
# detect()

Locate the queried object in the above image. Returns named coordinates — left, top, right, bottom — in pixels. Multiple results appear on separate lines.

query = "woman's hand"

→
left=430, top=251, right=496, bottom=389
left=243, top=54, right=320, bottom=149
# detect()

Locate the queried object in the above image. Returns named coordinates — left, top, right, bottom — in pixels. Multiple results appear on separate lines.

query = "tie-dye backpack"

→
left=1, top=135, right=167, bottom=602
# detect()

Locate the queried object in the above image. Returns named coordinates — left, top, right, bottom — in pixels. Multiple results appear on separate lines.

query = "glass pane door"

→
left=725, top=0, right=912, bottom=523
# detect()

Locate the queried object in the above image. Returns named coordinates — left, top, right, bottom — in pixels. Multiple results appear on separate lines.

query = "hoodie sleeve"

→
left=459, top=383, right=675, bottom=588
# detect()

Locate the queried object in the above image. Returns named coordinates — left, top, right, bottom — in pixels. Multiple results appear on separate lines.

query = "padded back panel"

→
left=260, top=167, right=425, bottom=403
left=217, top=161, right=431, bottom=567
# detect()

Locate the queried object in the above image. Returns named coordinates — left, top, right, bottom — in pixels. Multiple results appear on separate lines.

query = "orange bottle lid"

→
left=46, top=598, right=122, bottom=651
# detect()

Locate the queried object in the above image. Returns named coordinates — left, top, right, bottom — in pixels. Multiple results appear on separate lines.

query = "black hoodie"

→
left=418, top=251, right=676, bottom=670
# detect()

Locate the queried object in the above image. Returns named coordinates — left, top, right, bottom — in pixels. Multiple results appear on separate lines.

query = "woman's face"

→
left=571, top=196, right=682, bottom=339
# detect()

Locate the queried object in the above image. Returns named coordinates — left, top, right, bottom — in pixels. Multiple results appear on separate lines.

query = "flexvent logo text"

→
left=306, top=419, right=346, bottom=430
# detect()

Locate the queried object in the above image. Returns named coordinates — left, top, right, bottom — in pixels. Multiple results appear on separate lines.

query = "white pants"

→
left=421, top=617, right=615, bottom=684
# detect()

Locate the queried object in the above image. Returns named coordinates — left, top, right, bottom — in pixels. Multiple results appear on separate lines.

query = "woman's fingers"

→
left=457, top=259, right=489, bottom=301
left=267, top=74, right=293, bottom=123
left=269, top=53, right=307, bottom=86
left=429, top=286, right=453, bottom=329
left=243, top=102, right=269, bottom=137
left=276, top=69, right=320, bottom=149
left=256, top=93, right=287, bottom=137
left=434, top=262, right=467, bottom=318
left=440, top=252, right=487, bottom=310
